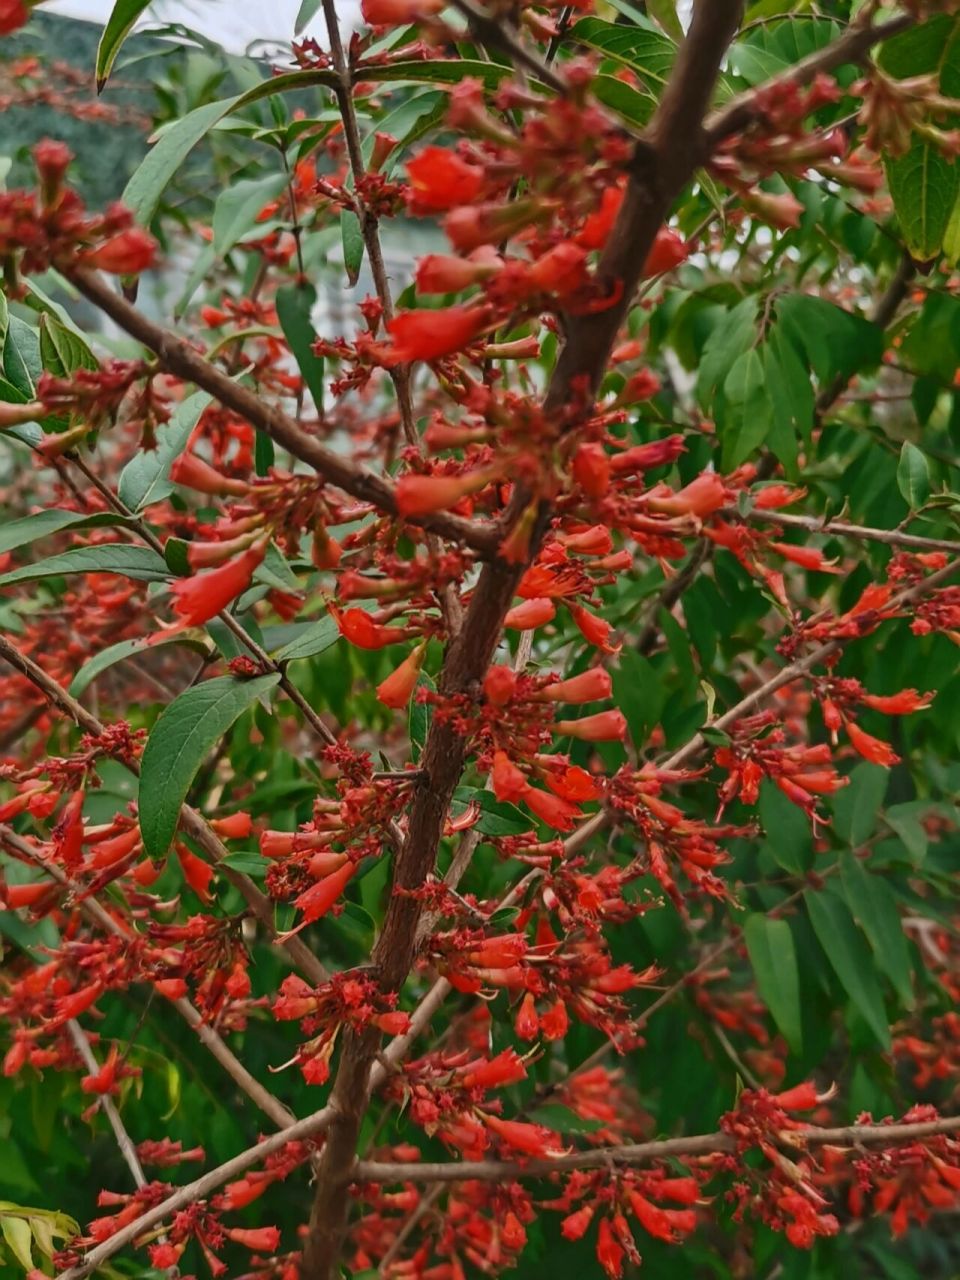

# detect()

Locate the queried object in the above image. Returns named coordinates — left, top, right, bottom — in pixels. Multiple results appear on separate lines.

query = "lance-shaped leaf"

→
left=744, top=914, right=803, bottom=1054
left=0, top=544, right=168, bottom=588
left=805, top=889, right=891, bottom=1049
left=139, top=674, right=280, bottom=857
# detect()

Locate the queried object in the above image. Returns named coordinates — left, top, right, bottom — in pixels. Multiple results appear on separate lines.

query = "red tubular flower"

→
left=395, top=466, right=496, bottom=516
left=445, top=198, right=551, bottom=252
left=534, top=668, right=612, bottom=703
left=381, top=305, right=490, bottom=365
left=483, top=665, right=517, bottom=706
left=294, top=859, right=357, bottom=924
left=210, top=811, right=253, bottom=839
left=860, top=689, right=933, bottom=714
left=844, top=719, right=899, bottom=767
left=648, top=472, right=730, bottom=517
left=572, top=442, right=611, bottom=497
left=377, top=643, right=427, bottom=709
left=406, top=146, right=484, bottom=212
left=415, top=252, right=498, bottom=294
left=492, top=751, right=528, bottom=803
left=224, top=1226, right=281, bottom=1253
left=741, top=189, right=805, bottom=230
left=642, top=227, right=690, bottom=276
left=460, top=1048, right=527, bottom=1089
left=331, top=605, right=407, bottom=650
left=773, top=1081, right=820, bottom=1111
left=568, top=602, right=620, bottom=653
left=82, top=227, right=157, bottom=275
left=555, top=709, right=628, bottom=741
left=577, top=184, right=624, bottom=250
left=769, top=541, right=840, bottom=573
left=523, top=785, right=583, bottom=831
left=753, top=483, right=807, bottom=509
left=0, top=0, right=29, bottom=35
left=596, top=1216, right=625, bottom=1278
left=170, top=450, right=251, bottom=497
left=3, top=880, right=56, bottom=908
left=504, top=597, right=556, bottom=630
left=176, top=845, right=215, bottom=902
left=610, top=434, right=686, bottom=475
left=169, top=539, right=267, bottom=627
left=526, top=242, right=590, bottom=297
left=86, top=825, right=141, bottom=870
left=480, top=1111, right=565, bottom=1157
left=514, top=990, right=539, bottom=1040
left=561, top=1204, right=595, bottom=1241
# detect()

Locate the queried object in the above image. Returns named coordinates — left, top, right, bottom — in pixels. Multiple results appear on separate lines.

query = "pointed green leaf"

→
left=839, top=853, right=915, bottom=1008
left=276, top=284, right=326, bottom=411
left=212, top=174, right=287, bottom=257
left=0, top=510, right=134, bottom=558
left=38, top=313, right=98, bottom=376
left=273, top=615, right=340, bottom=662
left=805, top=889, right=891, bottom=1049
left=896, top=441, right=931, bottom=509
left=118, top=389, right=212, bottom=511
left=1, top=1216, right=34, bottom=1271
left=744, top=914, right=803, bottom=1053
left=294, top=0, right=322, bottom=33
left=341, top=209, right=364, bottom=286
left=96, top=0, right=154, bottom=90
left=68, top=634, right=202, bottom=698
left=139, top=674, right=280, bottom=857
left=0, top=544, right=168, bottom=589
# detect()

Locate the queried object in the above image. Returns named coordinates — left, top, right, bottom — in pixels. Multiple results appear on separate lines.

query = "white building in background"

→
left=47, top=0, right=362, bottom=52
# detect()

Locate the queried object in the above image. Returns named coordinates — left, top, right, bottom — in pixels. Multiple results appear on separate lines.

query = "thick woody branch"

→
left=0, top=632, right=326, bottom=986
left=301, top=5, right=744, bottom=1274
left=352, top=1114, right=960, bottom=1183
left=63, top=268, right=498, bottom=558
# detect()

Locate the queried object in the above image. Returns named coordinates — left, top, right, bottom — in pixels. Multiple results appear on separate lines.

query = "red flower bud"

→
left=572, top=442, right=610, bottom=498
left=210, top=811, right=253, bottom=839
left=406, top=146, right=483, bottom=212
left=534, top=668, right=612, bottom=703
left=377, top=643, right=427, bottom=709
left=395, top=466, right=496, bottom=516
left=504, top=597, right=556, bottom=630
left=492, top=751, right=527, bottom=803
left=483, top=665, right=517, bottom=706
left=83, top=227, right=157, bottom=276
left=170, top=451, right=251, bottom=497
left=642, top=227, right=689, bottom=276
left=568, top=602, right=619, bottom=653
left=294, top=859, right=356, bottom=924
left=381, top=305, right=490, bottom=366
left=169, top=539, right=267, bottom=627
left=224, top=1226, right=281, bottom=1254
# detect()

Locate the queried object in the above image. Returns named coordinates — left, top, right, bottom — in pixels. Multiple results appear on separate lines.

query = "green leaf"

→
left=221, top=850, right=269, bottom=877
left=831, top=762, right=888, bottom=847
left=139, top=674, right=280, bottom=857
left=805, top=889, right=891, bottom=1049
left=3, top=316, right=42, bottom=399
left=744, top=914, right=802, bottom=1053
left=409, top=671, right=435, bottom=761
left=568, top=17, right=677, bottom=94
left=839, top=853, right=914, bottom=1008
left=96, top=0, right=154, bottom=90
left=68, top=634, right=201, bottom=698
left=719, top=346, right=771, bottom=469
left=697, top=296, right=759, bottom=412
left=294, top=0, right=322, bottom=33
left=118, top=389, right=212, bottom=511
left=776, top=294, right=883, bottom=386
left=0, top=544, right=168, bottom=589
left=0, top=509, right=134, bottom=558
left=341, top=209, right=364, bottom=286
left=1, top=1215, right=34, bottom=1271
left=452, top=787, right=532, bottom=836
left=37, top=313, right=97, bottom=376
left=880, top=15, right=960, bottom=259
left=273, top=615, right=340, bottom=662
left=758, top=779, right=812, bottom=874
left=276, top=284, right=326, bottom=411
left=896, top=441, right=931, bottom=509
left=612, top=649, right=667, bottom=746
left=212, top=174, right=288, bottom=257
left=645, top=0, right=684, bottom=41
left=122, top=71, right=335, bottom=226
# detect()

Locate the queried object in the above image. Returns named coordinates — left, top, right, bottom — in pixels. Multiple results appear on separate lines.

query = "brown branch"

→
left=301, top=4, right=745, bottom=1274
left=743, top=506, right=960, bottom=555
left=0, top=822, right=295, bottom=1129
left=66, top=1022, right=151, bottom=1188
left=703, top=9, right=914, bottom=148
left=447, top=0, right=568, bottom=92
left=62, top=268, right=498, bottom=558
left=0, top=632, right=326, bottom=986
left=351, top=1114, right=960, bottom=1183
